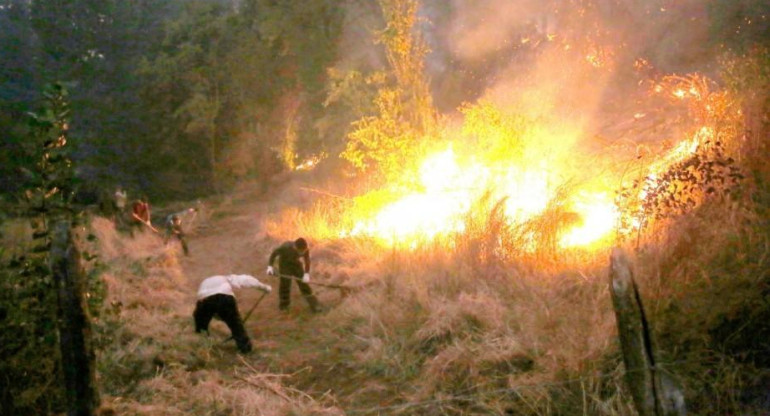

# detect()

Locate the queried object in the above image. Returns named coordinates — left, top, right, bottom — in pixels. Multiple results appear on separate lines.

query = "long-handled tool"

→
left=222, top=291, right=268, bottom=343
left=242, top=291, right=268, bottom=323
left=269, top=272, right=354, bottom=296
left=132, top=213, right=159, bottom=233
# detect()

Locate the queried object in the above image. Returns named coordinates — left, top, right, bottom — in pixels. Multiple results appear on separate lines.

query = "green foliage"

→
left=343, top=87, right=433, bottom=182
left=317, top=69, right=381, bottom=154
left=2, top=0, right=346, bottom=200
left=135, top=0, right=345, bottom=195
left=342, top=0, right=438, bottom=183
left=0, top=84, right=105, bottom=415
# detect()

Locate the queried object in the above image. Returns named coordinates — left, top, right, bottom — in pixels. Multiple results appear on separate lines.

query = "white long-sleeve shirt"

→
left=196, top=274, right=270, bottom=300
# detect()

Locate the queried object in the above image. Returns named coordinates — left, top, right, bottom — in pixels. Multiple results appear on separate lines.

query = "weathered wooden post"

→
left=609, top=248, right=686, bottom=416
left=50, top=221, right=99, bottom=416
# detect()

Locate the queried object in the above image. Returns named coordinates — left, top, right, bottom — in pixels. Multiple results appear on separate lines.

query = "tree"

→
left=342, top=0, right=438, bottom=183
left=1, top=84, right=101, bottom=416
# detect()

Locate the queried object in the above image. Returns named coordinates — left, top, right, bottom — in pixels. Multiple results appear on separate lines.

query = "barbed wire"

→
left=344, top=358, right=694, bottom=415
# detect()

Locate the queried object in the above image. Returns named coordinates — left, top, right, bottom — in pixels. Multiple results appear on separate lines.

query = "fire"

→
left=348, top=149, right=478, bottom=244
left=559, top=193, right=619, bottom=248
left=343, top=118, right=715, bottom=250
left=346, top=147, right=620, bottom=250
left=295, top=153, right=326, bottom=171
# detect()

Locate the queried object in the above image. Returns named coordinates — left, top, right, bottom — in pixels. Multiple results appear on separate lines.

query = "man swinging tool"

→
left=130, top=195, right=157, bottom=235
left=266, top=238, right=323, bottom=313
left=164, top=208, right=196, bottom=256
left=193, top=274, right=271, bottom=353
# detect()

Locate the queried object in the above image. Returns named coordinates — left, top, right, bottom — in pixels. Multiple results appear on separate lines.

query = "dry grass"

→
left=88, top=59, right=768, bottom=413
left=261, top=102, right=767, bottom=414
left=89, top=214, right=342, bottom=416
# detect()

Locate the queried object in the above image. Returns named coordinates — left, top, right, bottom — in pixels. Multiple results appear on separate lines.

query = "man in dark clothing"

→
left=164, top=208, right=195, bottom=256
left=266, top=238, right=322, bottom=313
left=194, top=274, right=271, bottom=353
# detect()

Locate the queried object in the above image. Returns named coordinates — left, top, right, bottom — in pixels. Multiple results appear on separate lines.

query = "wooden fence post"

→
left=609, top=248, right=686, bottom=416
left=50, top=221, right=99, bottom=416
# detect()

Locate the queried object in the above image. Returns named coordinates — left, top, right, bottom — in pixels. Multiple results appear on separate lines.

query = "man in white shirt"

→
left=193, top=274, right=272, bottom=353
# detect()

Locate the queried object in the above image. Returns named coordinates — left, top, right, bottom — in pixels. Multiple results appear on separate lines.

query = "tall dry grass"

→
left=259, top=57, right=769, bottom=414
left=88, top=217, right=343, bottom=415
left=265, top=186, right=631, bottom=414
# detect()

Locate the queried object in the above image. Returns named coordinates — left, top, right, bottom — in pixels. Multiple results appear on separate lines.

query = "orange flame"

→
left=346, top=147, right=619, bottom=249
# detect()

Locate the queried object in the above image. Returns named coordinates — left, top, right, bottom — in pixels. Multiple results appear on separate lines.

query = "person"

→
left=113, top=186, right=128, bottom=227
left=266, top=238, right=322, bottom=313
left=114, top=186, right=127, bottom=212
left=164, top=208, right=196, bottom=256
left=193, top=274, right=272, bottom=353
left=130, top=195, right=154, bottom=235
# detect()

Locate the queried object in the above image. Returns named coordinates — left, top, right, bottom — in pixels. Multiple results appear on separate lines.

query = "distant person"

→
left=266, top=238, right=322, bottom=313
left=114, top=186, right=127, bottom=212
left=130, top=195, right=155, bottom=235
left=163, top=208, right=196, bottom=256
left=113, top=186, right=128, bottom=227
left=194, top=274, right=272, bottom=353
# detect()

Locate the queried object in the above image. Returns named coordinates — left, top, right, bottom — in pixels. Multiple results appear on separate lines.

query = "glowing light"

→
left=349, top=148, right=476, bottom=244
left=502, top=169, right=550, bottom=221
left=346, top=147, right=620, bottom=250
left=351, top=193, right=467, bottom=244
left=560, top=193, right=619, bottom=248
left=296, top=153, right=326, bottom=171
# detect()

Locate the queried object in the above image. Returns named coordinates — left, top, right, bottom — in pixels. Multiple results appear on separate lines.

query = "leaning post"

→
left=609, top=248, right=686, bottom=416
left=50, top=221, right=99, bottom=416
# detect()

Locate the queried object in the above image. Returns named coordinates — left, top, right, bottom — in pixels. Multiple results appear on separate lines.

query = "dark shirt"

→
left=165, top=217, right=183, bottom=236
left=268, top=241, right=310, bottom=273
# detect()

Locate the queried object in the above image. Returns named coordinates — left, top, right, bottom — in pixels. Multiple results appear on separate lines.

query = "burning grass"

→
left=260, top=59, right=769, bottom=414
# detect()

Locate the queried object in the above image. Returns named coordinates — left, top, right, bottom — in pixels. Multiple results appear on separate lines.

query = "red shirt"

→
left=132, top=201, right=150, bottom=223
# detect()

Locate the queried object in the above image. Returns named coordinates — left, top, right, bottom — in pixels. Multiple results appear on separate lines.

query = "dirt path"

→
left=165, top=193, right=395, bottom=412
left=175, top=196, right=336, bottom=362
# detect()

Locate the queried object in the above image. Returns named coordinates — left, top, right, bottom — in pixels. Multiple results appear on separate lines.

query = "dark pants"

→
left=278, top=266, right=320, bottom=312
left=193, top=294, right=252, bottom=353
left=165, top=231, right=189, bottom=255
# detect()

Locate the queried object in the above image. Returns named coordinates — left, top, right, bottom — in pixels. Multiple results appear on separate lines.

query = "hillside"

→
left=88, top=154, right=770, bottom=416
left=87, top=180, right=401, bottom=415
left=2, top=1, right=768, bottom=414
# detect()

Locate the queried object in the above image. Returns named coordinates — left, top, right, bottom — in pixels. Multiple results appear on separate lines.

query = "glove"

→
left=266, top=266, right=274, bottom=276
left=302, top=273, right=310, bottom=283
left=261, top=284, right=272, bottom=294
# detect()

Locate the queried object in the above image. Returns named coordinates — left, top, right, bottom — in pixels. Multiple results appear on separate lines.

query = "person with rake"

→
left=130, top=194, right=156, bottom=236
left=163, top=208, right=196, bottom=256
left=193, top=274, right=272, bottom=353
left=266, top=237, right=323, bottom=313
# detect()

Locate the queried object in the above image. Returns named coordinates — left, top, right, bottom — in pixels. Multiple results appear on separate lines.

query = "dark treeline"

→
left=2, top=0, right=767, bottom=203
left=0, top=0, right=356, bottom=201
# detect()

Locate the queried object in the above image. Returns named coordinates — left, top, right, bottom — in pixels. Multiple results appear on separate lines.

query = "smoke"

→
left=423, top=0, right=715, bottom=113
left=333, top=0, right=757, bottom=183
left=413, top=0, right=720, bottom=182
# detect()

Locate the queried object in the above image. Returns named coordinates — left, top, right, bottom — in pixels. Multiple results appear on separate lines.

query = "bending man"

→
left=266, top=238, right=322, bottom=313
left=193, top=274, right=271, bottom=353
